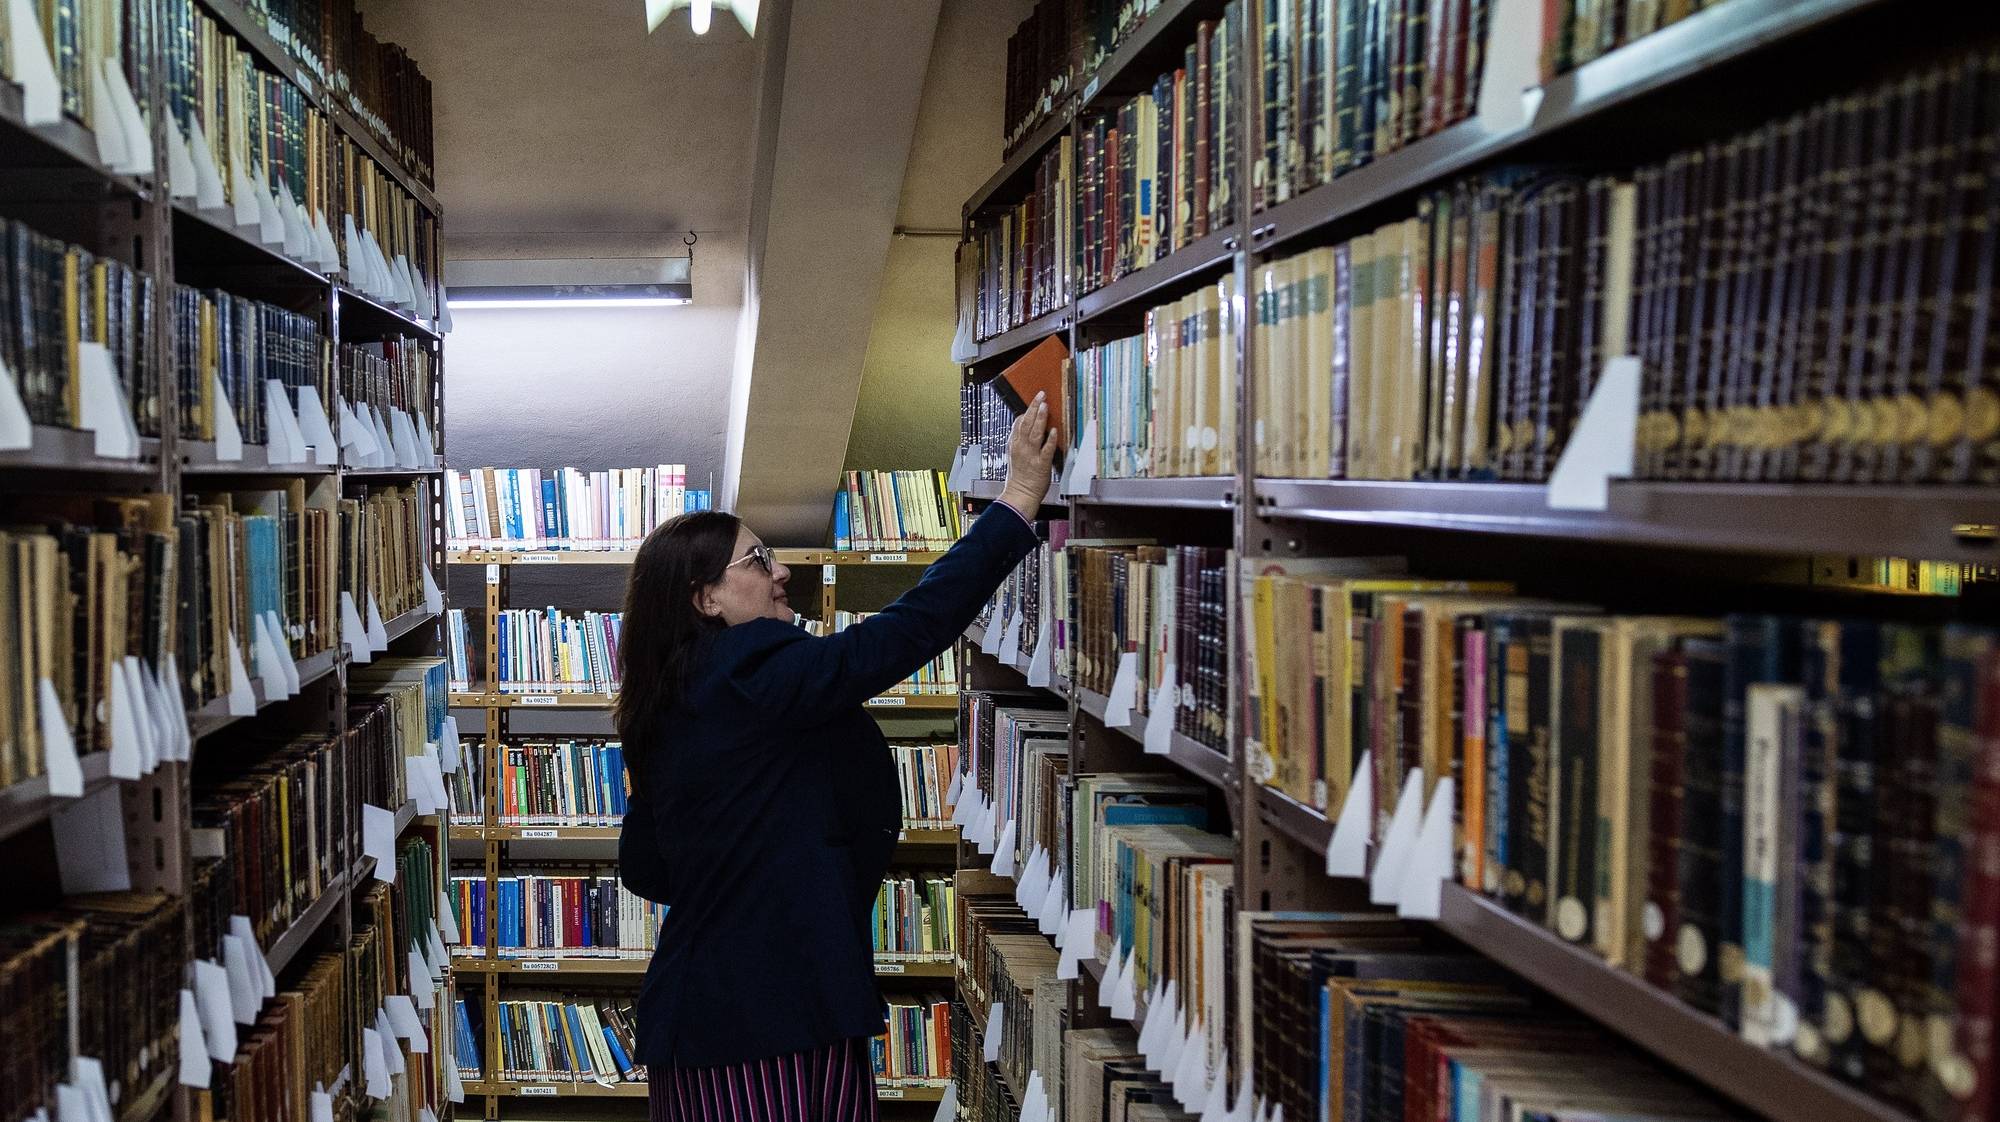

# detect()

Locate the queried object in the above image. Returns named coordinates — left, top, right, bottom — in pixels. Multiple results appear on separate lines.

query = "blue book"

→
left=601, top=1024, right=632, bottom=1077
left=564, top=1004, right=592, bottom=1075
left=833, top=490, right=850, bottom=550
left=495, top=1003, right=512, bottom=1071
left=542, top=479, right=559, bottom=544
left=609, top=745, right=628, bottom=816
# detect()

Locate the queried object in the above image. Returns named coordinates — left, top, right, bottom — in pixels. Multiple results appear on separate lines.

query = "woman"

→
left=615, top=396, right=1056, bottom=1122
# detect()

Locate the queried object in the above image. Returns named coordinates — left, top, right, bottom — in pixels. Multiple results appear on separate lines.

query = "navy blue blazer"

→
left=618, top=504, right=1036, bottom=1068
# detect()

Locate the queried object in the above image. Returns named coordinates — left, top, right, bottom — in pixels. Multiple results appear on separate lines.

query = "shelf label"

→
left=518, top=960, right=559, bottom=971
left=519, top=1086, right=557, bottom=1096
left=879, top=1089, right=905, bottom=1100
left=877, top=962, right=907, bottom=974
left=516, top=554, right=561, bottom=564
left=868, top=553, right=909, bottom=563
left=517, top=695, right=559, bottom=706
left=519, top=829, right=559, bottom=839
left=867, top=696, right=907, bottom=707
left=822, top=564, right=836, bottom=586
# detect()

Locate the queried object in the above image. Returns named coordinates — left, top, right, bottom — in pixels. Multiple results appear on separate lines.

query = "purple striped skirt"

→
left=646, top=1037, right=880, bottom=1122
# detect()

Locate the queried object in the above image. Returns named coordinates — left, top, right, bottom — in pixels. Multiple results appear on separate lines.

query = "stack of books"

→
left=1, top=220, right=160, bottom=437
left=1071, top=281, right=1240, bottom=479
left=447, top=609, right=624, bottom=695
left=873, top=875, right=957, bottom=961
left=492, top=739, right=630, bottom=827
left=1066, top=543, right=1234, bottom=752
left=446, top=466, right=710, bottom=550
left=833, top=470, right=961, bottom=551
left=450, top=869, right=666, bottom=958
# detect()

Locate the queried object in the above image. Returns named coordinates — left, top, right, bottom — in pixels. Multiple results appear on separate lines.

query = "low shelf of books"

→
left=940, top=3, right=2000, bottom=1122
left=439, top=466, right=966, bottom=1106
left=0, top=4, right=455, bottom=1122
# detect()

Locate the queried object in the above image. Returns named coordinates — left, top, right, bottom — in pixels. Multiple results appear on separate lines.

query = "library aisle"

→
left=5, top=2, right=2000, bottom=1122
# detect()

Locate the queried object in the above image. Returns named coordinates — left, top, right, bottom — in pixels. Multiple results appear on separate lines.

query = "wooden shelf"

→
left=189, top=646, right=344, bottom=740
left=1256, top=478, right=2000, bottom=565
left=0, top=427, right=162, bottom=474
left=821, top=550, right=951, bottom=565
left=466, top=1080, right=647, bottom=1099
left=450, top=691, right=613, bottom=709
left=464, top=822, right=957, bottom=850
left=874, top=1083, right=947, bottom=1103
left=1074, top=224, right=1238, bottom=325
left=447, top=548, right=641, bottom=565
left=453, top=956, right=647, bottom=975
left=873, top=957, right=955, bottom=978
left=1074, top=686, right=1235, bottom=791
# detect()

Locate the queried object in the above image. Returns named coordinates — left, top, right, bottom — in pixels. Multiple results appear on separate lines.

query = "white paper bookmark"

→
left=1325, top=750, right=1375, bottom=878
left=7, top=0, right=62, bottom=125
left=162, top=654, right=194, bottom=761
left=251, top=615, right=290, bottom=700
left=444, top=1055, right=465, bottom=1103
left=1548, top=355, right=1641, bottom=510
left=1200, top=1058, right=1231, bottom=1122
left=414, top=410, right=437, bottom=465
left=979, top=616, right=1004, bottom=656
left=103, top=658, right=144, bottom=778
left=1110, top=948, right=1139, bottom=1020
left=178, top=990, right=211, bottom=1087
left=191, top=960, right=237, bottom=1061
left=221, top=935, right=259, bottom=1023
left=263, top=611, right=301, bottom=694
left=310, top=1088, right=334, bottom=1122
left=944, top=446, right=970, bottom=494
left=440, top=714, right=462, bottom=774
left=998, top=613, right=1025, bottom=667
left=101, top=58, right=152, bottom=176
left=1018, top=847, right=1050, bottom=912
left=385, top=994, right=424, bottom=1040
left=1096, top=939, right=1124, bottom=1009
left=1060, top=419, right=1099, bottom=497
left=39, top=679, right=82, bottom=796
left=1369, top=769, right=1427, bottom=906
left=229, top=915, right=276, bottom=998
left=438, top=888, right=461, bottom=944
left=1058, top=910, right=1095, bottom=980
left=360, top=1027, right=390, bottom=1100
left=929, top=1080, right=958, bottom=1122
left=1397, top=778, right=1458, bottom=920
left=367, top=405, right=395, bottom=465
left=255, top=177, right=286, bottom=246
left=981, top=1002, right=1005, bottom=1062
left=1474, top=0, right=1544, bottom=132
left=376, top=1009, right=406, bottom=1075
left=295, top=386, right=338, bottom=466
left=1144, top=668, right=1178, bottom=754
left=405, top=757, right=438, bottom=815
left=222, top=629, right=257, bottom=715
left=78, top=344, right=138, bottom=458
left=88, top=61, right=130, bottom=170
left=991, top=819, right=1018, bottom=878
left=278, top=186, right=309, bottom=259
left=229, top=160, right=260, bottom=229
left=167, top=122, right=199, bottom=199
left=0, top=356, right=30, bottom=450
left=1104, top=652, right=1139, bottom=727
left=210, top=374, right=244, bottom=461
left=945, top=768, right=962, bottom=808
left=188, top=118, right=227, bottom=210
left=73, top=1058, right=112, bottom=1122
left=365, top=592, right=391, bottom=650
left=341, top=592, right=372, bottom=664
left=362, top=803, right=397, bottom=883
left=1138, top=979, right=1166, bottom=1064
left=1040, top=868, right=1067, bottom=936
left=1160, top=985, right=1186, bottom=1072
left=1026, top=625, right=1053, bottom=688
left=263, top=380, right=308, bottom=463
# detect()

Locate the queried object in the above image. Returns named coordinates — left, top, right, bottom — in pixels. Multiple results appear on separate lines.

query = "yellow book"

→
left=1218, top=272, right=1239, bottom=475
left=1347, top=233, right=1377, bottom=479
left=1396, top=217, right=1425, bottom=481
left=1302, top=248, right=1335, bottom=479
left=1253, top=261, right=1279, bottom=476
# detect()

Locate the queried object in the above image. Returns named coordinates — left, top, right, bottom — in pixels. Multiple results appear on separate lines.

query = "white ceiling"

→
left=357, top=0, right=758, bottom=248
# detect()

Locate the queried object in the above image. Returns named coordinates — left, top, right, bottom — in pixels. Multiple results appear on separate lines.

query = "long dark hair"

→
left=615, top=510, right=742, bottom=756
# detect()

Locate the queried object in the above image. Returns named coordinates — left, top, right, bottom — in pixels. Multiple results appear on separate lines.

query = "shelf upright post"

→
left=482, top=560, right=506, bottom=1118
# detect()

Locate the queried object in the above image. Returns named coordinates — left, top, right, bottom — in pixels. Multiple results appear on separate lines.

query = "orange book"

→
left=991, top=334, right=1070, bottom=448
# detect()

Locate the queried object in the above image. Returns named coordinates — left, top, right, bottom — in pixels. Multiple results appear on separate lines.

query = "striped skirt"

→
left=647, top=1037, right=880, bottom=1122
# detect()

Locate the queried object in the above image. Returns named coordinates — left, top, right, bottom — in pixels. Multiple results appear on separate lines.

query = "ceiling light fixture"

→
left=646, top=0, right=757, bottom=35
left=447, top=289, right=693, bottom=310
left=445, top=238, right=698, bottom=310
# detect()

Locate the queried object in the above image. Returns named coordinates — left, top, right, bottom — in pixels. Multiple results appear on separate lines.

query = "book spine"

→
left=1553, top=624, right=1600, bottom=945
left=1675, top=637, right=1727, bottom=1016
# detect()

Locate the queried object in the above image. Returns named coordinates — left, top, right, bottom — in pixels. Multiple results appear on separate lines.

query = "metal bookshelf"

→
left=945, top=1, right=1974, bottom=1120
left=0, top=5, right=451, bottom=1117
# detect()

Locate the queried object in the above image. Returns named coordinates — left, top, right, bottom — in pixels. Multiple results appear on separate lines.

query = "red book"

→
left=991, top=334, right=1070, bottom=449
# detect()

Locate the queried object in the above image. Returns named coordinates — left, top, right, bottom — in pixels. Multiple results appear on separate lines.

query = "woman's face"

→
left=693, top=525, right=794, bottom=626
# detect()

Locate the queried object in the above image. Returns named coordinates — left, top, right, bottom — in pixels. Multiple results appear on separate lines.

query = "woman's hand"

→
left=1000, top=392, right=1058, bottom=515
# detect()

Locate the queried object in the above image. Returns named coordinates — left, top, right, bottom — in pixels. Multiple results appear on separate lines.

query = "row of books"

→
left=972, top=518, right=1066, bottom=680
left=1077, top=5, right=1244, bottom=295
left=956, top=873, right=1064, bottom=1106
left=1251, top=0, right=1489, bottom=214
left=474, top=995, right=646, bottom=1085
left=1240, top=557, right=2000, bottom=1117
left=1001, top=0, right=1173, bottom=154
left=962, top=377, right=1019, bottom=483
left=0, top=0, right=149, bottom=143
left=962, top=693, right=1069, bottom=880
left=965, top=137, right=1075, bottom=341
left=833, top=469, right=961, bottom=552
left=797, top=611, right=960, bottom=695
left=182, top=485, right=340, bottom=704
left=191, top=735, right=347, bottom=948
left=1226, top=912, right=1731, bottom=1122
left=444, top=608, right=624, bottom=695
left=239, top=0, right=438, bottom=185
left=480, top=738, right=630, bottom=827
left=876, top=999, right=954, bottom=1083
left=873, top=874, right=958, bottom=960
left=446, top=870, right=667, bottom=957
left=1067, top=543, right=1233, bottom=753
left=341, top=339, right=436, bottom=441
left=444, top=466, right=711, bottom=551
left=343, top=482, right=432, bottom=625
left=173, top=285, right=325, bottom=449
left=1, top=221, right=160, bottom=438
left=169, top=0, right=440, bottom=309
left=1541, top=0, right=1710, bottom=81
left=894, top=742, right=960, bottom=828
left=348, top=657, right=451, bottom=815
left=1072, top=277, right=1239, bottom=479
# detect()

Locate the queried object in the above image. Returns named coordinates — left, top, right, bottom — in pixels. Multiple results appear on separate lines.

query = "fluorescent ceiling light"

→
left=646, top=0, right=756, bottom=35
left=449, top=296, right=692, bottom=309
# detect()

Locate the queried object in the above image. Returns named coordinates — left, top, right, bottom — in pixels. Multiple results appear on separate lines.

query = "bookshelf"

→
left=443, top=542, right=964, bottom=1108
left=0, top=1, right=451, bottom=1119
left=944, top=2, right=1999, bottom=1121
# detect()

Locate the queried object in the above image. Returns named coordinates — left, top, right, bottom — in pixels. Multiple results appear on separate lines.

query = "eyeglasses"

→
left=723, top=543, right=776, bottom=576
